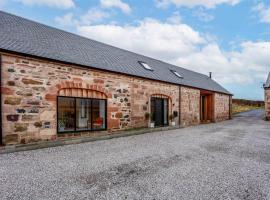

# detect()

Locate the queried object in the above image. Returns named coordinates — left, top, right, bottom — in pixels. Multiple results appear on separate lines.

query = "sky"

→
left=0, top=0, right=270, bottom=100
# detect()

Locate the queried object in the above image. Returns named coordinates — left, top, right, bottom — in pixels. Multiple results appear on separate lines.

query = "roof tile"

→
left=0, top=11, right=231, bottom=94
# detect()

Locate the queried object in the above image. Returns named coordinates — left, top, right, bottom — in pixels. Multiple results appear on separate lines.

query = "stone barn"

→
left=264, top=72, right=270, bottom=121
left=0, top=11, right=232, bottom=145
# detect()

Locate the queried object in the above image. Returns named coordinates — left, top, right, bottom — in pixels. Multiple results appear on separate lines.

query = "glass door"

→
left=151, top=97, right=169, bottom=127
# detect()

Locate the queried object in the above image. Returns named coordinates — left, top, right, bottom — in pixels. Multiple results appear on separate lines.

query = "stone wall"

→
left=214, top=93, right=230, bottom=122
left=1, top=53, right=231, bottom=145
left=1, top=54, right=179, bottom=144
left=265, top=89, right=270, bottom=120
left=180, top=86, right=200, bottom=126
left=130, top=80, right=180, bottom=128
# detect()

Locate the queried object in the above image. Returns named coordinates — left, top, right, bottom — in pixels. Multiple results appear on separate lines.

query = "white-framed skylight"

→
left=138, top=61, right=153, bottom=71
left=171, top=70, right=183, bottom=78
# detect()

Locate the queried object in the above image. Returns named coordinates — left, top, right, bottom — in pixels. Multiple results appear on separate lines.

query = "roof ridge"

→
left=0, top=10, right=231, bottom=95
left=0, top=10, right=210, bottom=78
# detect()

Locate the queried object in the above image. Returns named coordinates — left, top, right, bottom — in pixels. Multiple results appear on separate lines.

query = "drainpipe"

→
left=0, top=54, right=2, bottom=145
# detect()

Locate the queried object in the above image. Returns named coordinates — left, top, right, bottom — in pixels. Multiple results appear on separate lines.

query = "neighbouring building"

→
left=264, top=72, right=270, bottom=121
left=0, top=11, right=232, bottom=145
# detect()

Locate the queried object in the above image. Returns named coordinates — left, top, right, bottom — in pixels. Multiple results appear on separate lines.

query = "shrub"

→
left=145, top=112, right=150, bottom=120
left=169, top=114, right=174, bottom=121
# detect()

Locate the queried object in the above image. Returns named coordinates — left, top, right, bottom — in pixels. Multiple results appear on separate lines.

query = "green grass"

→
left=232, top=104, right=262, bottom=115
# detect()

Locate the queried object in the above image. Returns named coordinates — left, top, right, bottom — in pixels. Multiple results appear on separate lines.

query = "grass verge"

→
left=232, top=104, right=262, bottom=115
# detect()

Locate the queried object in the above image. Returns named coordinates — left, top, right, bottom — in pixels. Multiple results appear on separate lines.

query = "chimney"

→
left=209, top=72, right=212, bottom=79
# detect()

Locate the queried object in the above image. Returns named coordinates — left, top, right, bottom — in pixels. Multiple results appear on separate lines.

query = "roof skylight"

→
left=171, top=70, right=183, bottom=78
left=138, top=61, right=153, bottom=71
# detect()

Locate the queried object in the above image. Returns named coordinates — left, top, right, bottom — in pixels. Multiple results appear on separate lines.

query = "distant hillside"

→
left=232, top=99, right=264, bottom=114
left=233, top=99, right=264, bottom=107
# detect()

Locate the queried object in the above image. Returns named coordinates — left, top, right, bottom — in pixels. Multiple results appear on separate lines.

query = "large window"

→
left=58, top=97, right=75, bottom=132
left=57, top=97, right=106, bottom=133
left=92, top=99, right=106, bottom=130
left=76, top=98, right=91, bottom=131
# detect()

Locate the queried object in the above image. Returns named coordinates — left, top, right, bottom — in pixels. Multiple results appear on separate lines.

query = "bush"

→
left=145, top=112, right=150, bottom=120
left=169, top=114, right=174, bottom=121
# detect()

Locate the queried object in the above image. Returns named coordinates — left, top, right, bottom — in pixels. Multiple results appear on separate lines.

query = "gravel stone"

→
left=0, top=109, right=270, bottom=200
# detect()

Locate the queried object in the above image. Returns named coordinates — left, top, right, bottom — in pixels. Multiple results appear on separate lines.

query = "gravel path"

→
left=0, top=109, right=270, bottom=200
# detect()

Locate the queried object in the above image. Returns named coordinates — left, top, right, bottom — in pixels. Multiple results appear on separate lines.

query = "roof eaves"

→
left=0, top=10, right=233, bottom=95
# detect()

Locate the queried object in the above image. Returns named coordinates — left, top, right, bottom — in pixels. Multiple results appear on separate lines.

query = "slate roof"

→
left=265, top=72, right=270, bottom=88
left=0, top=11, right=231, bottom=95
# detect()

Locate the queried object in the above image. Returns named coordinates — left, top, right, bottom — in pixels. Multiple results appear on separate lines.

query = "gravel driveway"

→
left=0, top=109, right=270, bottom=200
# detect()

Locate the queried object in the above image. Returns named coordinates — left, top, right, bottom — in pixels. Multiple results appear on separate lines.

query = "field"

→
left=232, top=104, right=262, bottom=115
left=232, top=99, right=264, bottom=115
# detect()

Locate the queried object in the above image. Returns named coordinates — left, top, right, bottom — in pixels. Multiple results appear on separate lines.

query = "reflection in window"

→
left=150, top=97, right=169, bottom=126
left=164, top=99, right=168, bottom=125
left=171, top=70, right=183, bottom=78
left=57, top=97, right=106, bottom=133
left=58, top=97, right=75, bottom=132
left=92, top=100, right=106, bottom=130
left=76, top=99, right=91, bottom=131
left=138, top=61, right=153, bottom=71
left=151, top=98, right=155, bottom=122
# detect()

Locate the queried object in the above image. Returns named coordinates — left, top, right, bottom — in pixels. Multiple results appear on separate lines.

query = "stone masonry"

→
left=265, top=89, right=270, bottom=120
left=1, top=53, right=231, bottom=145
left=180, top=87, right=200, bottom=126
left=1, top=54, right=180, bottom=144
left=214, top=93, right=230, bottom=122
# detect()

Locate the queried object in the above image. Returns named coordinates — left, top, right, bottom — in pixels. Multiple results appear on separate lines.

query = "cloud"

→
left=55, top=8, right=110, bottom=27
left=193, top=8, right=214, bottom=22
left=15, top=0, right=75, bottom=9
left=100, top=0, right=131, bottom=14
left=252, top=2, right=270, bottom=23
left=55, top=13, right=77, bottom=27
left=78, top=18, right=205, bottom=60
left=176, top=42, right=269, bottom=85
left=166, top=11, right=182, bottom=24
left=156, top=0, right=241, bottom=9
left=76, top=18, right=269, bottom=87
left=80, top=8, right=110, bottom=25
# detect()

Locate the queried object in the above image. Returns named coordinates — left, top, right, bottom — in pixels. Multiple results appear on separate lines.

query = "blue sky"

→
left=1, top=0, right=270, bottom=100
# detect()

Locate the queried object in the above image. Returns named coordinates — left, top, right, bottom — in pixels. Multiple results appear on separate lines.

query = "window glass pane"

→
left=142, top=63, right=151, bottom=70
left=139, top=61, right=153, bottom=70
left=76, top=99, right=91, bottom=131
left=92, top=100, right=106, bottom=130
left=163, top=99, right=168, bottom=125
left=151, top=98, right=155, bottom=122
left=58, top=97, right=75, bottom=132
left=171, top=70, right=183, bottom=78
